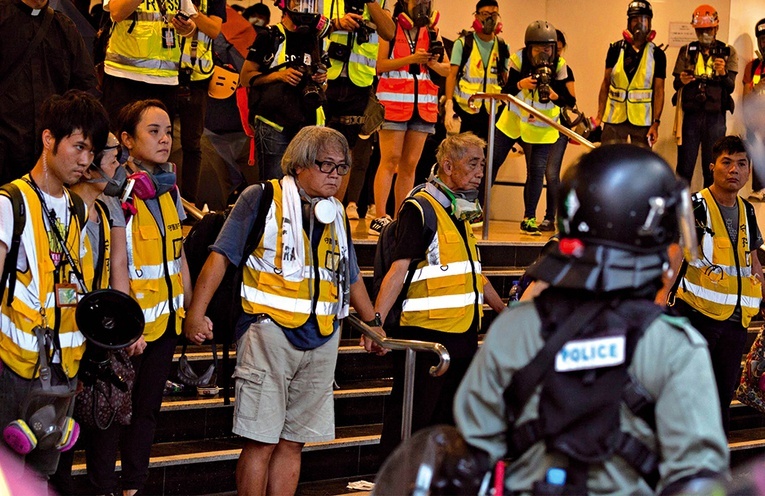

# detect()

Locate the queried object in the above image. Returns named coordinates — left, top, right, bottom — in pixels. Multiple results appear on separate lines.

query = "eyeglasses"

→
left=476, top=11, right=500, bottom=20
left=314, top=159, right=350, bottom=176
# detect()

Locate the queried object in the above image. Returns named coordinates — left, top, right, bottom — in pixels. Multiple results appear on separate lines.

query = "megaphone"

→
left=76, top=289, right=144, bottom=349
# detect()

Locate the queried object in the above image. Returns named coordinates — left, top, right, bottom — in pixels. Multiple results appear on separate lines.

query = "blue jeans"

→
left=676, top=111, right=726, bottom=188
left=255, top=120, right=291, bottom=180
left=520, top=140, right=552, bottom=219
left=544, top=133, right=568, bottom=221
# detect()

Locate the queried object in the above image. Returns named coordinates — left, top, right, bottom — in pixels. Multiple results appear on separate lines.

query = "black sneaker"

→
left=520, top=217, right=541, bottom=235
left=368, top=215, right=392, bottom=236
left=539, top=218, right=555, bottom=232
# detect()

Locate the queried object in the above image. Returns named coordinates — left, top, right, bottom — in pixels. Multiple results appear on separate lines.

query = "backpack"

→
left=372, top=191, right=437, bottom=328
left=0, top=183, right=86, bottom=305
left=182, top=181, right=273, bottom=403
left=457, top=32, right=509, bottom=86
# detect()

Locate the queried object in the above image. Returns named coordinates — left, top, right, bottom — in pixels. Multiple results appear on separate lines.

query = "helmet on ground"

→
left=527, top=145, right=697, bottom=292
left=627, top=0, right=652, bottom=19
left=691, top=4, right=718, bottom=28
left=524, top=20, right=556, bottom=45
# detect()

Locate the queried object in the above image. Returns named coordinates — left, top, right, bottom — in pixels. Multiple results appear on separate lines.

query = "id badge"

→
left=55, top=283, right=78, bottom=308
left=162, top=27, right=176, bottom=49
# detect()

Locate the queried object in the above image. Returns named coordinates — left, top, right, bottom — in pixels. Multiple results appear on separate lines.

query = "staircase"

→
left=63, top=237, right=765, bottom=494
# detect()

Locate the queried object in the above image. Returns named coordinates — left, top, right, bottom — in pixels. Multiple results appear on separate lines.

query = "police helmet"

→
left=524, top=20, right=557, bottom=45
left=627, top=1, right=652, bottom=19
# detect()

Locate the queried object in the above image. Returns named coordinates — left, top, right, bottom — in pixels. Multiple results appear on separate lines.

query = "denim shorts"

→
left=380, top=116, right=436, bottom=134
left=232, top=317, right=339, bottom=444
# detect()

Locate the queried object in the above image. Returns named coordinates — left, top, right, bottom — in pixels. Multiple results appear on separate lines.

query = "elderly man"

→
left=374, top=132, right=505, bottom=457
left=183, top=126, right=383, bottom=496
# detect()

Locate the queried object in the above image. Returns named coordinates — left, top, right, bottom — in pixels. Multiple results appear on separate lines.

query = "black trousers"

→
left=101, top=74, right=178, bottom=131
left=176, top=79, right=209, bottom=205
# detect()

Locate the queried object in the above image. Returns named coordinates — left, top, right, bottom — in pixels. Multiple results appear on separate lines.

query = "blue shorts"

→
left=381, top=116, right=436, bottom=134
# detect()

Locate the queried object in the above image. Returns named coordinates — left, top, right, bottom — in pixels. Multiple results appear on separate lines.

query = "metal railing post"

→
left=482, top=98, right=498, bottom=240
left=401, top=348, right=416, bottom=441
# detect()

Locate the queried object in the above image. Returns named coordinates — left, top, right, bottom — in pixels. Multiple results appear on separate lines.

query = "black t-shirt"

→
left=205, top=0, right=227, bottom=21
left=605, top=41, right=667, bottom=82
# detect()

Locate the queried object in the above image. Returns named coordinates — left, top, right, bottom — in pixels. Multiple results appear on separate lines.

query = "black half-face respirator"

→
left=87, top=133, right=130, bottom=198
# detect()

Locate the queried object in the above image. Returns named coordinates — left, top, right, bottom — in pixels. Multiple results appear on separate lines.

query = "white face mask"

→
left=697, top=32, right=715, bottom=47
left=250, top=17, right=266, bottom=26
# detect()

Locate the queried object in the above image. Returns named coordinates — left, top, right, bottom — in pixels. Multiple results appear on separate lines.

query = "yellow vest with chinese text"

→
left=322, top=0, right=380, bottom=87
left=241, top=180, right=345, bottom=336
left=126, top=191, right=184, bottom=342
left=400, top=191, right=484, bottom=333
left=0, top=179, right=89, bottom=379
left=604, top=42, right=656, bottom=126
left=677, top=189, right=762, bottom=327
left=454, top=34, right=503, bottom=114
left=495, top=51, right=563, bottom=144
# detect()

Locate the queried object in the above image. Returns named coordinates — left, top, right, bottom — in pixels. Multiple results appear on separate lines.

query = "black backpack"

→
left=0, top=182, right=86, bottom=305
left=183, top=181, right=273, bottom=403
left=372, top=192, right=437, bottom=328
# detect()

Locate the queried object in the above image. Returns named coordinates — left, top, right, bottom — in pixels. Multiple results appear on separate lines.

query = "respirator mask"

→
left=697, top=29, right=715, bottom=48
left=433, top=177, right=483, bottom=222
left=87, top=134, right=130, bottom=197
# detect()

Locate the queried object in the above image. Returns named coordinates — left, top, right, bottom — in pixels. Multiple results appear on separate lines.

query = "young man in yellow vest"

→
left=0, top=90, right=109, bottom=476
left=373, top=132, right=505, bottom=458
left=175, top=0, right=225, bottom=207
left=672, top=4, right=738, bottom=188
left=661, top=135, right=765, bottom=434
left=595, top=1, right=666, bottom=148
left=321, top=0, right=393, bottom=206
left=184, top=126, right=385, bottom=496
left=241, top=0, right=332, bottom=181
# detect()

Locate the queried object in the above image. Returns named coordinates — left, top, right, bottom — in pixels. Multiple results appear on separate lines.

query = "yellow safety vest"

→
left=604, top=42, right=656, bottom=126
left=454, top=35, right=504, bottom=114
left=258, top=23, right=325, bottom=126
left=677, top=189, right=762, bottom=327
left=241, top=180, right=346, bottom=335
left=693, top=49, right=715, bottom=78
left=399, top=192, right=484, bottom=333
left=180, top=0, right=215, bottom=82
left=82, top=200, right=113, bottom=291
left=105, top=1, right=183, bottom=82
left=0, top=179, right=89, bottom=379
left=496, top=51, right=563, bottom=144
left=126, top=191, right=184, bottom=342
left=322, top=0, right=380, bottom=87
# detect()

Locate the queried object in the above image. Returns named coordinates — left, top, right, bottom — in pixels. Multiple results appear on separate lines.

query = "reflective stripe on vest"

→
left=495, top=51, right=562, bottom=144
left=241, top=179, right=346, bottom=335
left=323, top=0, right=380, bottom=87
left=126, top=192, right=184, bottom=342
left=105, top=2, right=182, bottom=80
left=604, top=42, right=656, bottom=126
left=678, top=189, right=762, bottom=327
left=181, top=0, right=215, bottom=81
left=399, top=192, right=484, bottom=333
left=454, top=36, right=503, bottom=114
left=376, top=24, right=439, bottom=123
left=0, top=179, right=88, bottom=379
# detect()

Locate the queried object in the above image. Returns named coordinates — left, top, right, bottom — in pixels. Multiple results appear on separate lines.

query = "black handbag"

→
left=74, top=349, right=135, bottom=430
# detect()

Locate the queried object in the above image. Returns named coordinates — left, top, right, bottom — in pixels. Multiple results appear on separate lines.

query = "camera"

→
left=344, top=0, right=376, bottom=44
left=695, top=76, right=708, bottom=103
left=293, top=56, right=328, bottom=111
left=533, top=65, right=553, bottom=103
left=709, top=45, right=731, bottom=59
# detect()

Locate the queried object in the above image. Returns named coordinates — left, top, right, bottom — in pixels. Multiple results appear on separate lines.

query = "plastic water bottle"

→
left=546, top=467, right=566, bottom=486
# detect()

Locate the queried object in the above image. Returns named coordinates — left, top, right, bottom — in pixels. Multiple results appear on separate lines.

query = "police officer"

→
left=453, top=145, right=729, bottom=494
left=672, top=4, right=738, bottom=188
left=595, top=0, right=666, bottom=148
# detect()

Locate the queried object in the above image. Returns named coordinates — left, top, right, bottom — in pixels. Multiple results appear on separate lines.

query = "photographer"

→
left=672, top=4, right=737, bottom=188
left=495, top=20, right=573, bottom=235
left=241, top=0, right=331, bottom=180
left=321, top=0, right=394, bottom=206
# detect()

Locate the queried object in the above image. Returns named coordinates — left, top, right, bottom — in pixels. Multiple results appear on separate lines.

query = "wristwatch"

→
left=365, top=312, right=382, bottom=327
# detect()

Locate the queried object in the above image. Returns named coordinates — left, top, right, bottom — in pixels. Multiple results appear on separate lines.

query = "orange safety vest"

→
left=376, top=24, right=439, bottom=123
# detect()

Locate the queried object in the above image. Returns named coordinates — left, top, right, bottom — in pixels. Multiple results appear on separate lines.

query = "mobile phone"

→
left=176, top=11, right=190, bottom=21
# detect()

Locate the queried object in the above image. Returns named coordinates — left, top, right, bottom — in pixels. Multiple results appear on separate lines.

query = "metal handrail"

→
left=182, top=198, right=205, bottom=221
left=467, top=92, right=596, bottom=240
left=347, top=315, right=450, bottom=440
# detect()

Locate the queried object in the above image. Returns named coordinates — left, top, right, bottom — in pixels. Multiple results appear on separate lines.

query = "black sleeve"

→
left=605, top=42, right=621, bottom=69
left=392, top=200, right=433, bottom=262
left=62, top=15, right=97, bottom=92
left=552, top=72, right=575, bottom=108
left=502, top=67, right=523, bottom=94
left=246, top=26, right=274, bottom=65
left=653, top=47, right=667, bottom=80
left=207, top=0, right=226, bottom=21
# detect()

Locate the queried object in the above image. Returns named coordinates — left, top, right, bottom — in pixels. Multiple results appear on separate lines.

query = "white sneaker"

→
left=365, top=204, right=377, bottom=220
left=368, top=215, right=392, bottom=236
left=749, top=189, right=765, bottom=202
left=346, top=202, right=359, bottom=220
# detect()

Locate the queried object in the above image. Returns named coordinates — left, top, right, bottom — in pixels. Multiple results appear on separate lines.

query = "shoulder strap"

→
left=410, top=194, right=437, bottom=244
left=667, top=194, right=706, bottom=305
left=0, top=183, right=26, bottom=305
left=456, top=34, right=473, bottom=81
left=69, top=190, right=87, bottom=229
left=742, top=198, right=759, bottom=252
left=497, top=36, right=509, bottom=83
left=0, top=7, right=54, bottom=93
left=238, top=181, right=274, bottom=270
left=92, top=200, right=109, bottom=290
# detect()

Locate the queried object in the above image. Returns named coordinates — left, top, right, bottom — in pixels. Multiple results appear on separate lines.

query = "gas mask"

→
left=472, top=13, right=501, bottom=35
left=126, top=159, right=177, bottom=200
left=87, top=134, right=130, bottom=197
left=410, top=0, right=432, bottom=28
left=625, top=16, right=654, bottom=45
left=531, top=46, right=553, bottom=69
left=433, top=177, right=483, bottom=222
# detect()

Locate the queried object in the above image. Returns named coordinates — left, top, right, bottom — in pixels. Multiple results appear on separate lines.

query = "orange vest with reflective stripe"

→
left=376, top=24, right=439, bottom=123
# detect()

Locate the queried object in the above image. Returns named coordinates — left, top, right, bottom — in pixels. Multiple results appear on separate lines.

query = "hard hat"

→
left=691, top=4, right=719, bottom=28
left=208, top=65, right=240, bottom=100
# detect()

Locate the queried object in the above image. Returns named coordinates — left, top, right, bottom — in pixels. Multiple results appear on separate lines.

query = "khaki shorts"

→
left=232, top=317, right=339, bottom=444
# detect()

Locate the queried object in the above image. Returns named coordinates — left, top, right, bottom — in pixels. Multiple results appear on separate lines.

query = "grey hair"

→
left=281, top=126, right=351, bottom=176
left=435, top=132, right=487, bottom=170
